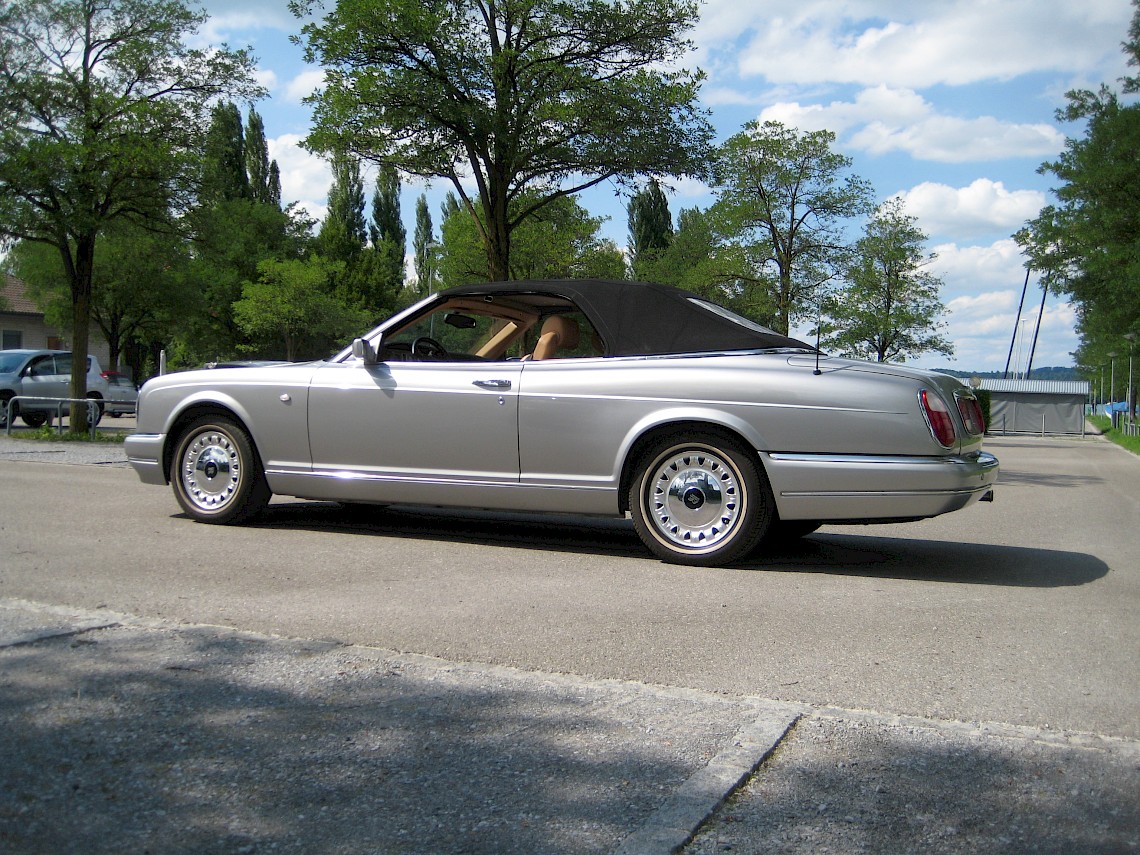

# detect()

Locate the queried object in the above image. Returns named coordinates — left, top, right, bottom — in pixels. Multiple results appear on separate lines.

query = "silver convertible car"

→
left=126, top=279, right=998, bottom=566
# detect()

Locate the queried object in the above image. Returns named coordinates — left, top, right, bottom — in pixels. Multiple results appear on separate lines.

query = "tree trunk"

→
left=68, top=235, right=96, bottom=434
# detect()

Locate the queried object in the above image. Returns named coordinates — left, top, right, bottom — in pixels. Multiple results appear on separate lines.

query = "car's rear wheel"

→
left=629, top=432, right=773, bottom=566
left=21, top=412, right=49, bottom=428
left=170, top=416, right=270, bottom=524
left=0, top=393, right=14, bottom=428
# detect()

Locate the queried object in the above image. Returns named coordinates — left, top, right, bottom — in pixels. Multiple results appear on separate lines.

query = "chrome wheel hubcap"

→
left=646, top=447, right=743, bottom=551
left=180, top=429, right=241, bottom=512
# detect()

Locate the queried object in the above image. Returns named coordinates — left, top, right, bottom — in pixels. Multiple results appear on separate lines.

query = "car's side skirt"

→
left=264, top=469, right=619, bottom=516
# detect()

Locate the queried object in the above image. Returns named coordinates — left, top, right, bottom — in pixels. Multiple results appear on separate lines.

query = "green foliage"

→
left=202, top=102, right=250, bottom=203
left=293, top=0, right=712, bottom=281
left=1016, top=2, right=1140, bottom=373
left=1088, top=414, right=1140, bottom=456
left=10, top=223, right=197, bottom=371
left=821, top=199, right=953, bottom=363
left=234, top=256, right=367, bottom=361
left=0, top=0, right=262, bottom=430
left=317, top=151, right=368, bottom=262
left=438, top=193, right=625, bottom=286
left=627, top=179, right=673, bottom=280
left=16, top=427, right=129, bottom=444
left=710, top=121, right=874, bottom=335
left=411, top=194, right=436, bottom=303
left=245, top=108, right=280, bottom=206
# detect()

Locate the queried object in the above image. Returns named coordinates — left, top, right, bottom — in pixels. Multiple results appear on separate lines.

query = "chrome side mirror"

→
left=352, top=337, right=379, bottom=365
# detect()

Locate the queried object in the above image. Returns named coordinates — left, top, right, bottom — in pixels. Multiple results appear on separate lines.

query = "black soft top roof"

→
left=435, top=279, right=814, bottom=357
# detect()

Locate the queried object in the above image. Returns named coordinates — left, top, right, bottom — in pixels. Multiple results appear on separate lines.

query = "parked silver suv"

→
left=0, top=350, right=110, bottom=428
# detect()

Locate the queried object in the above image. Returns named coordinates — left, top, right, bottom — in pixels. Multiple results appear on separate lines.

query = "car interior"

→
left=376, top=294, right=603, bottom=363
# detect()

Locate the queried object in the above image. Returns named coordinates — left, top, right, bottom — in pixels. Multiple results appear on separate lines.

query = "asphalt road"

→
left=1, top=433, right=1137, bottom=740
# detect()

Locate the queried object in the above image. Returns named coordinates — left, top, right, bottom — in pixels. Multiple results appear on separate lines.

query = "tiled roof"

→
left=2, top=274, right=43, bottom=316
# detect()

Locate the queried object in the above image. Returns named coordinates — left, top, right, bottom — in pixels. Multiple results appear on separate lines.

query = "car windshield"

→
left=0, top=352, right=30, bottom=373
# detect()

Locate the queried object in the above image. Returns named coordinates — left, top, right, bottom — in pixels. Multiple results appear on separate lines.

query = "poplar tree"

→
left=627, top=179, right=673, bottom=280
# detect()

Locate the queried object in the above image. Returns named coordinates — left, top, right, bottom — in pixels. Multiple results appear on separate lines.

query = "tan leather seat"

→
left=531, top=315, right=580, bottom=360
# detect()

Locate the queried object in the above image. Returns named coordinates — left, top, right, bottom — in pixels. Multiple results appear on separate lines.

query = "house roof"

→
left=2, top=274, right=43, bottom=316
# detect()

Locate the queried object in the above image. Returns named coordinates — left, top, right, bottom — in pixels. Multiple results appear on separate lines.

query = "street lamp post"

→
left=1108, top=352, right=1118, bottom=421
left=1125, top=333, right=1136, bottom=421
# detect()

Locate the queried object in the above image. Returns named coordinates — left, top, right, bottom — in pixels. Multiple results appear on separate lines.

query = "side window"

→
left=55, top=354, right=73, bottom=376
left=28, top=356, right=55, bottom=377
left=525, top=311, right=604, bottom=360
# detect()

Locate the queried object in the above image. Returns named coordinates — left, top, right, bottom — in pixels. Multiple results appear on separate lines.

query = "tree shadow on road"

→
left=0, top=624, right=758, bottom=855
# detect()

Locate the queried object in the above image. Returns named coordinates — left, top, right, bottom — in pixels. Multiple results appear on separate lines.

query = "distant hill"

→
left=933, top=366, right=1082, bottom=382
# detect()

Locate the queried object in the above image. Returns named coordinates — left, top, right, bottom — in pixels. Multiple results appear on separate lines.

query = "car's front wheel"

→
left=170, top=416, right=270, bottom=524
left=629, top=432, right=773, bottom=566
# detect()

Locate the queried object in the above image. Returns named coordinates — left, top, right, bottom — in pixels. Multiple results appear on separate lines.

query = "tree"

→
left=317, top=150, right=367, bottom=263
left=821, top=199, right=953, bottom=363
left=367, top=164, right=406, bottom=300
left=245, top=108, right=281, bottom=207
left=183, top=103, right=313, bottom=363
left=627, top=179, right=673, bottom=280
left=10, top=222, right=195, bottom=372
left=438, top=192, right=624, bottom=286
left=293, top=0, right=712, bottom=282
left=202, top=101, right=250, bottom=203
left=0, top=0, right=261, bottom=431
left=709, top=121, right=874, bottom=335
left=411, top=194, right=436, bottom=302
left=233, top=256, right=367, bottom=361
left=1016, top=1, right=1140, bottom=377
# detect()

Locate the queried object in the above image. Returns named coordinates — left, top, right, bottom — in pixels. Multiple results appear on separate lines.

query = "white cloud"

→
left=284, top=69, right=325, bottom=103
left=715, top=0, right=1130, bottom=88
left=894, top=180, right=1046, bottom=242
left=930, top=239, right=1029, bottom=295
left=759, top=87, right=1065, bottom=163
left=268, top=134, right=329, bottom=222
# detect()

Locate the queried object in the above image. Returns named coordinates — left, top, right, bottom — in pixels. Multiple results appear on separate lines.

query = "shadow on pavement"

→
left=687, top=713, right=1139, bottom=855
left=239, top=502, right=1108, bottom=589
left=744, top=533, right=1109, bottom=588
left=0, top=623, right=761, bottom=855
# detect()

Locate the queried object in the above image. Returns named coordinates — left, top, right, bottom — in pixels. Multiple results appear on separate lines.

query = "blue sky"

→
left=195, top=0, right=1136, bottom=372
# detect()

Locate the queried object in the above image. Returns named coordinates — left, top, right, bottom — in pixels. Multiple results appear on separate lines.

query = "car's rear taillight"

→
left=920, top=389, right=956, bottom=447
left=957, top=395, right=986, bottom=436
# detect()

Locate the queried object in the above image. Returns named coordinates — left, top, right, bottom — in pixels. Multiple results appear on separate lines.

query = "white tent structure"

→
left=980, top=379, right=1090, bottom=436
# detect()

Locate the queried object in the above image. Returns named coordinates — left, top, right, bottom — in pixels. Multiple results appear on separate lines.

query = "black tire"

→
left=0, top=394, right=14, bottom=429
left=629, top=431, right=774, bottom=566
left=21, top=412, right=49, bottom=428
left=87, top=395, right=104, bottom=426
left=170, top=416, right=270, bottom=524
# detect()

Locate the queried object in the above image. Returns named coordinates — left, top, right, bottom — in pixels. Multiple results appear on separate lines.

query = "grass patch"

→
left=1088, top=415, right=1140, bottom=456
left=10, top=426, right=129, bottom=444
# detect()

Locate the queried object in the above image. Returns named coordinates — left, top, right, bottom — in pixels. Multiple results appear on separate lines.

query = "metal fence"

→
left=4, top=396, right=102, bottom=440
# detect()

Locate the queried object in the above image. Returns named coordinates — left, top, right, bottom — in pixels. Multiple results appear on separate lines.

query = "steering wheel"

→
left=411, top=336, right=448, bottom=358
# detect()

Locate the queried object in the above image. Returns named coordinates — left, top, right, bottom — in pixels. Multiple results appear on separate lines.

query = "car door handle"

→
left=473, top=379, right=512, bottom=390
